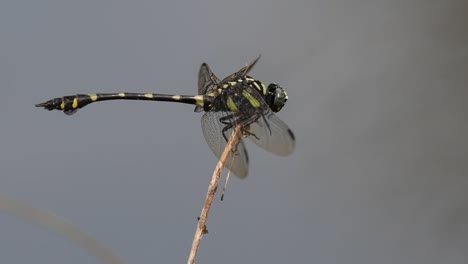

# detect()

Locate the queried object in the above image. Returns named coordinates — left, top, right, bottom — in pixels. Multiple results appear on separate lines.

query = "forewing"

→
left=195, top=63, right=221, bottom=112
left=221, top=55, right=261, bottom=83
left=201, top=112, right=249, bottom=178
left=248, top=111, right=295, bottom=156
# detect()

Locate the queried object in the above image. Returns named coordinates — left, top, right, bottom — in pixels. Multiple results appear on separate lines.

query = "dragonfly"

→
left=35, top=56, right=295, bottom=178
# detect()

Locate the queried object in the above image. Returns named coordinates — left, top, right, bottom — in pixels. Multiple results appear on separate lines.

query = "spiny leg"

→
left=219, top=113, right=261, bottom=142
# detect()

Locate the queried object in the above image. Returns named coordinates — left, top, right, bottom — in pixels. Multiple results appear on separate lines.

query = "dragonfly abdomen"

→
left=35, top=93, right=206, bottom=115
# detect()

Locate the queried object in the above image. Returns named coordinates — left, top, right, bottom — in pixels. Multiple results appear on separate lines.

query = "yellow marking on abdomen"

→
left=172, top=95, right=181, bottom=100
left=222, top=84, right=229, bottom=89
left=89, top=94, right=98, bottom=101
left=144, top=93, right=154, bottom=99
left=118, top=93, right=125, bottom=97
left=72, top=98, right=78, bottom=108
left=60, top=101, right=65, bottom=109
left=245, top=77, right=254, bottom=82
left=194, top=95, right=204, bottom=107
left=228, top=81, right=237, bottom=86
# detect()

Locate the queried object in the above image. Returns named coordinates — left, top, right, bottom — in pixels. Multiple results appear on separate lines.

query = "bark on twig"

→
left=187, top=125, right=242, bottom=264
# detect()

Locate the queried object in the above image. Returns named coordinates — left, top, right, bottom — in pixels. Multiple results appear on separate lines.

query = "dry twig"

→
left=187, top=125, right=242, bottom=264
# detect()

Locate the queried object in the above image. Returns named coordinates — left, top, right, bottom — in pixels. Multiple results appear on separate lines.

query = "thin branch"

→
left=187, top=125, right=242, bottom=264
left=0, top=195, right=124, bottom=264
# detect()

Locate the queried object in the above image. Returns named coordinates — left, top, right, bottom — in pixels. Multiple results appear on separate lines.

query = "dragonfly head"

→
left=265, top=83, right=288, bottom=112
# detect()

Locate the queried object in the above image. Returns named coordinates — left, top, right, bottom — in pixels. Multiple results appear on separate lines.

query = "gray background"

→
left=1, top=0, right=467, bottom=263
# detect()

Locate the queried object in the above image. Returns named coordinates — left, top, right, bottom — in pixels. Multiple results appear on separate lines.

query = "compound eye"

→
left=267, top=83, right=288, bottom=112
left=267, top=83, right=279, bottom=93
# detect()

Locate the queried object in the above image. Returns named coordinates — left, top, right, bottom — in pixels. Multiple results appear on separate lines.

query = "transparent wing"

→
left=221, top=55, right=261, bottom=83
left=198, top=63, right=221, bottom=94
left=201, top=111, right=249, bottom=178
left=248, top=111, right=295, bottom=156
left=195, top=63, right=221, bottom=112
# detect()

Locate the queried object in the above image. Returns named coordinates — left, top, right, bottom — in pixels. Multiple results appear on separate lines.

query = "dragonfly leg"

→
left=219, top=113, right=242, bottom=142
left=218, top=111, right=265, bottom=142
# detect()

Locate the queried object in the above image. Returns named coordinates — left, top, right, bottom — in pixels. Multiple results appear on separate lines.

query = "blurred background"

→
left=1, top=0, right=467, bottom=263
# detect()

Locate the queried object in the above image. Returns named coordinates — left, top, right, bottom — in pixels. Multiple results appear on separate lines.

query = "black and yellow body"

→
left=36, top=56, right=295, bottom=178
left=35, top=92, right=208, bottom=115
left=35, top=76, right=272, bottom=115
